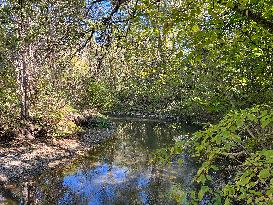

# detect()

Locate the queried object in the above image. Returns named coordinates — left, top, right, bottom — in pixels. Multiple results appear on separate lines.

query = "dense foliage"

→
left=156, top=105, right=273, bottom=204
left=0, top=0, right=273, bottom=204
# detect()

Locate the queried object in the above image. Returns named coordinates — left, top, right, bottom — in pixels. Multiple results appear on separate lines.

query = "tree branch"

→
left=233, top=5, right=273, bottom=34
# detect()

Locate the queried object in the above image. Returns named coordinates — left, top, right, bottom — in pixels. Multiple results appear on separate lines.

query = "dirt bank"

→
left=0, top=126, right=115, bottom=185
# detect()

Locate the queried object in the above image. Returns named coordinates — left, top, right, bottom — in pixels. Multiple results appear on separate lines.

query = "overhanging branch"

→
left=233, top=5, right=273, bottom=34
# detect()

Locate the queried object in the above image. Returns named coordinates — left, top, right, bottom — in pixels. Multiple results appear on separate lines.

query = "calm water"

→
left=0, top=118, right=198, bottom=205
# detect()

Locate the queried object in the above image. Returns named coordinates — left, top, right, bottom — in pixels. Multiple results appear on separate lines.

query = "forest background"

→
left=0, top=0, right=273, bottom=204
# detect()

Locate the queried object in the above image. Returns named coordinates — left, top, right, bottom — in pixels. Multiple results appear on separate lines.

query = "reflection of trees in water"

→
left=103, top=121, right=177, bottom=171
left=18, top=172, right=72, bottom=204
left=2, top=120, right=195, bottom=205
left=114, top=120, right=178, bottom=149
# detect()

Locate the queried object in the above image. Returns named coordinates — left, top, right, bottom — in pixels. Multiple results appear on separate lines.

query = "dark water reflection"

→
left=1, top=118, right=198, bottom=205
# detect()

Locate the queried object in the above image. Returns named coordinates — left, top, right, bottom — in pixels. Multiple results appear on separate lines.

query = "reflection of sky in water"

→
left=2, top=120, right=198, bottom=205
left=60, top=163, right=151, bottom=205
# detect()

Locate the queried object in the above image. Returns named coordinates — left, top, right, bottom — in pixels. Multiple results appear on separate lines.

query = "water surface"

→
left=0, top=118, right=198, bottom=205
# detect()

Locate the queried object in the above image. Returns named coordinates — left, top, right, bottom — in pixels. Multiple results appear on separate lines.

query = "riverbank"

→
left=0, top=126, right=115, bottom=185
left=107, top=110, right=190, bottom=123
left=106, top=110, right=206, bottom=127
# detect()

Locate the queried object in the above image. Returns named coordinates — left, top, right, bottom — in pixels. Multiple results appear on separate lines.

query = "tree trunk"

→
left=20, top=49, right=29, bottom=120
left=17, top=2, right=30, bottom=120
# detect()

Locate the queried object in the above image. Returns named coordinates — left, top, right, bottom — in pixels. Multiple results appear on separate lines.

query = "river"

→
left=0, top=117, right=198, bottom=205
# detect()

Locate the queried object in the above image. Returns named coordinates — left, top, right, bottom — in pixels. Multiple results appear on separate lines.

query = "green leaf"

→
left=258, top=169, right=270, bottom=179
left=270, top=178, right=273, bottom=186
left=192, top=25, right=200, bottom=32
left=224, top=197, right=231, bottom=205
left=198, top=186, right=210, bottom=200
left=247, top=197, right=253, bottom=204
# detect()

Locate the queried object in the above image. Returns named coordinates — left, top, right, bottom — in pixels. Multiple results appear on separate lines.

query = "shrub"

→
left=156, top=105, right=273, bottom=204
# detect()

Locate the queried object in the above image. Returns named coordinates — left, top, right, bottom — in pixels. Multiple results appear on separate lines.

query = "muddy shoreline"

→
left=0, top=126, right=115, bottom=186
